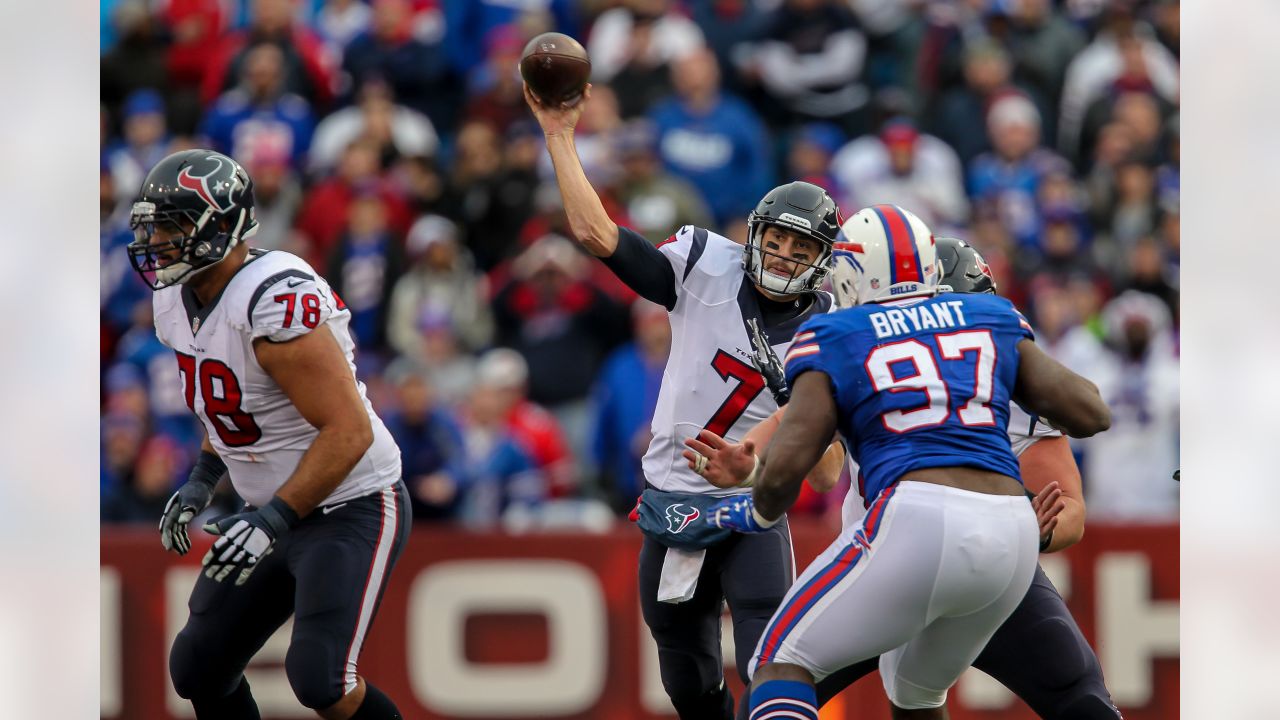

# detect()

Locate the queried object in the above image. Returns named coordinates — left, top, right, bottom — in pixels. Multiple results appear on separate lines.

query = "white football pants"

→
left=749, top=480, right=1039, bottom=709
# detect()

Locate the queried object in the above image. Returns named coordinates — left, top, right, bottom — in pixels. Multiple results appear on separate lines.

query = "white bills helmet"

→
left=829, top=204, right=940, bottom=307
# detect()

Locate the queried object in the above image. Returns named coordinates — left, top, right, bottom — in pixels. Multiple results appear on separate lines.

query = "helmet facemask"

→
left=744, top=221, right=833, bottom=296
left=127, top=201, right=254, bottom=290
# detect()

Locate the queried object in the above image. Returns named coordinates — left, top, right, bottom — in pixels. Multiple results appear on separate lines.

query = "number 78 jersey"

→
left=785, top=292, right=1035, bottom=505
left=152, top=250, right=401, bottom=508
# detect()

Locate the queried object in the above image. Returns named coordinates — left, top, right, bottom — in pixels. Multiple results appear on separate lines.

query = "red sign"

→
left=100, top=523, right=1178, bottom=719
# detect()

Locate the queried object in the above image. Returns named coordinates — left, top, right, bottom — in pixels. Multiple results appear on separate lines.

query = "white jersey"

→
left=840, top=401, right=1060, bottom=529
left=643, top=226, right=834, bottom=496
left=153, top=249, right=401, bottom=507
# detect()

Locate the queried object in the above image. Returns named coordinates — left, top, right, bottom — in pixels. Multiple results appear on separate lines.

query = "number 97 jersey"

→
left=151, top=249, right=402, bottom=508
left=784, top=292, right=1035, bottom=505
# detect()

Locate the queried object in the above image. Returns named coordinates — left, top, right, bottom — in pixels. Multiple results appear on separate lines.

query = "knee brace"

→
left=285, top=636, right=345, bottom=709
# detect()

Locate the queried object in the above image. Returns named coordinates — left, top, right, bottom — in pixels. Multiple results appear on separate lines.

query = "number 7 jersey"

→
left=152, top=249, right=401, bottom=508
left=643, top=226, right=833, bottom=496
left=785, top=292, right=1035, bottom=505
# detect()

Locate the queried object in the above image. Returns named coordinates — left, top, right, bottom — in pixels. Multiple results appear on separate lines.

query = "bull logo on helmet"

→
left=665, top=504, right=700, bottom=534
left=176, top=155, right=232, bottom=212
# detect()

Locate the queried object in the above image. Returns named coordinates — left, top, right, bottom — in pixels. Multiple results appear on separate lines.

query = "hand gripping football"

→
left=519, top=32, right=591, bottom=108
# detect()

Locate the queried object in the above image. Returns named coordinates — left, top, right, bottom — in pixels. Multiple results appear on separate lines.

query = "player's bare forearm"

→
left=755, top=372, right=839, bottom=520
left=1013, top=339, right=1111, bottom=438
left=1020, top=436, right=1086, bottom=551
left=807, top=441, right=846, bottom=494
left=274, top=424, right=372, bottom=516
left=1043, top=497, right=1084, bottom=552
left=254, top=326, right=374, bottom=517
left=742, top=409, right=841, bottom=493
left=744, top=409, right=783, bottom=449
left=544, top=133, right=619, bottom=257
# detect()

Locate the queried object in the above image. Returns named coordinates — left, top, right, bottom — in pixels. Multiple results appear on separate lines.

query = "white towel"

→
left=657, top=547, right=705, bottom=603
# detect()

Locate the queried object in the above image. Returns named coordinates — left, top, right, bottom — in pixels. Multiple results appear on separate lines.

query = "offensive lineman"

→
left=707, top=206, right=1111, bottom=719
left=127, top=149, right=408, bottom=720
left=689, top=237, right=1122, bottom=718
left=525, top=82, right=844, bottom=719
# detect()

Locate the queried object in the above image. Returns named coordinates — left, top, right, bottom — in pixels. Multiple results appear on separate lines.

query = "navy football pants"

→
left=170, top=481, right=411, bottom=712
left=638, top=518, right=795, bottom=720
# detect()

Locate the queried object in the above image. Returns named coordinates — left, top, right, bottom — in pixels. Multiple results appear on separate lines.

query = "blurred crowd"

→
left=101, top=0, right=1180, bottom=530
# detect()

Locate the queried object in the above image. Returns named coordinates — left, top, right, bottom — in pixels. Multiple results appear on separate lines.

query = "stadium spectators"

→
left=198, top=42, right=317, bottom=167
left=383, top=361, right=469, bottom=522
left=340, top=0, right=458, bottom=131
left=1063, top=291, right=1180, bottom=521
left=308, top=79, right=438, bottom=177
left=198, top=0, right=337, bottom=110
left=586, top=0, right=705, bottom=119
left=832, top=115, right=968, bottom=231
left=748, top=0, right=870, bottom=134
left=589, top=300, right=669, bottom=514
left=649, top=47, right=773, bottom=227
left=387, top=214, right=494, bottom=359
left=610, top=119, right=713, bottom=244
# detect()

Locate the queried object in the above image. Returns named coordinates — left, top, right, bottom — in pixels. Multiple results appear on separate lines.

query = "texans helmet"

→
left=127, top=149, right=258, bottom=290
left=744, top=181, right=841, bottom=295
left=935, top=236, right=997, bottom=295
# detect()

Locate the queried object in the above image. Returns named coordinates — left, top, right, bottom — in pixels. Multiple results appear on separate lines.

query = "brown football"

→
left=519, top=32, right=591, bottom=108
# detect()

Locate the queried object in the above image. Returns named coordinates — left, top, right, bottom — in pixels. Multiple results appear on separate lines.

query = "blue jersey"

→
left=784, top=293, right=1035, bottom=504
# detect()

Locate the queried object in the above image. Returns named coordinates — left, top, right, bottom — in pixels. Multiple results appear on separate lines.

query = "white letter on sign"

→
left=101, top=569, right=121, bottom=718
left=1097, top=553, right=1179, bottom=706
left=409, top=560, right=606, bottom=717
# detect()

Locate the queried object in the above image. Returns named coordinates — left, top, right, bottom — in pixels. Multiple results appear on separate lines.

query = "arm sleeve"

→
left=599, top=224, right=683, bottom=310
left=245, top=270, right=341, bottom=343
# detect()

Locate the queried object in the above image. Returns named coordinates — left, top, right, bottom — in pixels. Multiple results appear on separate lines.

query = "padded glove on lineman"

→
left=159, top=450, right=224, bottom=555
left=708, top=494, right=778, bottom=534
left=747, top=318, right=790, bottom=405
left=201, top=497, right=299, bottom=585
left=159, top=482, right=216, bottom=555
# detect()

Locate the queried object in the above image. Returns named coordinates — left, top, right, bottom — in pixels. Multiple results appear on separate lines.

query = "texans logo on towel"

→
left=665, top=504, right=700, bottom=534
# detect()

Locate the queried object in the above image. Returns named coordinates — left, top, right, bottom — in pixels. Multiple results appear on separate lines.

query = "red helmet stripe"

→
left=872, top=205, right=921, bottom=284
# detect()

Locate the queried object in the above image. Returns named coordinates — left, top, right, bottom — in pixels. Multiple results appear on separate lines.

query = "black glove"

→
left=747, top=318, right=790, bottom=405
left=159, top=450, right=224, bottom=555
left=201, top=496, right=300, bottom=585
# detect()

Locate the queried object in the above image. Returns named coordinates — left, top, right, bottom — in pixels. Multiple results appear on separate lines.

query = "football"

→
left=519, top=32, right=591, bottom=108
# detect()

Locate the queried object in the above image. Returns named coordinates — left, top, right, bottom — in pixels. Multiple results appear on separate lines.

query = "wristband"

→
left=741, top=455, right=762, bottom=488
left=1039, top=530, right=1053, bottom=553
left=751, top=505, right=779, bottom=529
left=260, top=496, right=302, bottom=534
left=189, top=450, right=227, bottom=490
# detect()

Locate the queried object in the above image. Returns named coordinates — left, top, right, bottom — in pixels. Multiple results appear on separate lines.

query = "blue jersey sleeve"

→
left=783, top=313, right=859, bottom=410
left=981, top=294, right=1036, bottom=343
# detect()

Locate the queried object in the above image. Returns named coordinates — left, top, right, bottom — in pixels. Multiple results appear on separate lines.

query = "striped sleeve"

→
left=783, top=319, right=835, bottom=387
